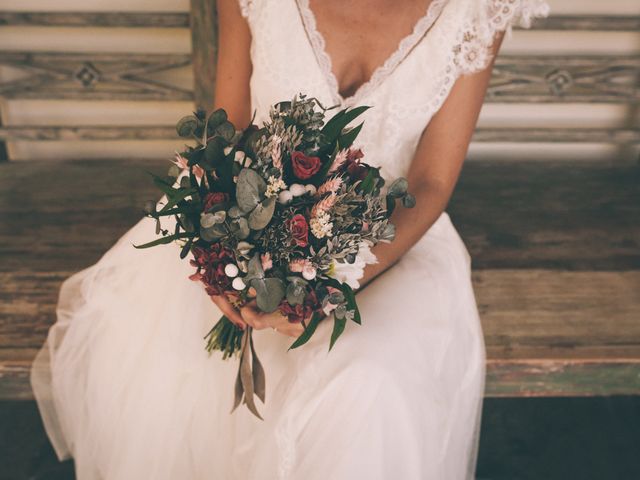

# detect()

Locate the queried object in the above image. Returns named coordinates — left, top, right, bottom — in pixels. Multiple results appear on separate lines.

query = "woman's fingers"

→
left=210, top=295, right=246, bottom=329
left=239, top=305, right=305, bottom=337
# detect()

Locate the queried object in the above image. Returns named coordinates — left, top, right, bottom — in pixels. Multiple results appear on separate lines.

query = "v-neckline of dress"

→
left=294, top=0, right=449, bottom=106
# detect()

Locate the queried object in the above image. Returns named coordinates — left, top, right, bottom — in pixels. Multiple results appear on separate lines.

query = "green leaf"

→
left=216, top=121, right=235, bottom=142
left=289, top=312, right=323, bottom=350
left=329, top=316, right=347, bottom=350
left=179, top=237, right=193, bottom=259
left=176, top=115, right=199, bottom=138
left=326, top=278, right=361, bottom=325
left=236, top=168, right=267, bottom=213
left=402, top=193, right=416, bottom=208
left=321, top=106, right=370, bottom=144
left=248, top=197, right=275, bottom=230
left=359, top=168, right=379, bottom=195
left=159, top=187, right=197, bottom=213
left=337, top=122, right=363, bottom=149
left=207, top=109, right=228, bottom=132
left=251, top=277, right=286, bottom=313
left=133, top=232, right=192, bottom=249
left=388, top=178, right=408, bottom=198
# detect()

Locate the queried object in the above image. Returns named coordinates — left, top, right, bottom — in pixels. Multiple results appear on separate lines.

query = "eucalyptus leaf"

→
left=248, top=197, right=275, bottom=230
left=388, top=178, right=408, bottom=197
left=402, top=193, right=416, bottom=208
left=176, top=115, right=199, bottom=138
left=207, top=109, right=228, bottom=131
left=230, top=217, right=250, bottom=239
left=216, top=121, right=235, bottom=142
left=236, top=169, right=267, bottom=213
left=286, top=282, right=306, bottom=306
left=200, top=223, right=226, bottom=241
left=251, top=277, right=285, bottom=313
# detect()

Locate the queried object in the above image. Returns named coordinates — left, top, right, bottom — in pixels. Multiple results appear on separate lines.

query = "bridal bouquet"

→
left=136, top=95, right=414, bottom=418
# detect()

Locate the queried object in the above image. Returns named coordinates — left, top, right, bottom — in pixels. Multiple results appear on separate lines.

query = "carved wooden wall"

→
left=0, top=4, right=638, bottom=159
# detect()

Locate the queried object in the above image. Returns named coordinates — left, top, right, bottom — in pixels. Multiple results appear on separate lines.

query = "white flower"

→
left=328, top=242, right=378, bottom=289
left=278, top=190, right=293, bottom=204
left=224, top=263, right=239, bottom=278
left=304, top=184, right=317, bottom=195
left=302, top=265, right=317, bottom=281
left=310, top=211, right=333, bottom=239
left=234, top=150, right=246, bottom=163
left=289, top=183, right=306, bottom=197
left=265, top=175, right=287, bottom=198
left=232, top=277, right=246, bottom=291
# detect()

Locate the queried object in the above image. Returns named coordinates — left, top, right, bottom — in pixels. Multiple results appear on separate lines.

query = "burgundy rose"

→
left=291, top=151, right=321, bottom=180
left=345, top=149, right=369, bottom=181
left=203, top=192, right=229, bottom=211
left=287, top=214, right=309, bottom=247
left=279, top=290, right=319, bottom=323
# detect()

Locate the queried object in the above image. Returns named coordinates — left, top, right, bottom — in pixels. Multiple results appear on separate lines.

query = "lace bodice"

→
left=238, top=0, right=550, bottom=180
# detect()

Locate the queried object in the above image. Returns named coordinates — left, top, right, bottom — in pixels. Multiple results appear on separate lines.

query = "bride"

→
left=31, top=0, right=549, bottom=478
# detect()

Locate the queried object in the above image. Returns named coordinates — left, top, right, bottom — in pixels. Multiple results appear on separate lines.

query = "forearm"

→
left=359, top=179, right=452, bottom=289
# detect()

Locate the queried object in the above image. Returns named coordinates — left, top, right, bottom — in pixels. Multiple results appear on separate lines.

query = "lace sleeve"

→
left=453, top=0, right=551, bottom=75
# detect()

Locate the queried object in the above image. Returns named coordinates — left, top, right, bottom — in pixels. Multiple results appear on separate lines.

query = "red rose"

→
left=287, top=214, right=309, bottom=247
left=203, top=192, right=229, bottom=211
left=291, top=151, right=321, bottom=180
left=345, top=152, right=369, bottom=181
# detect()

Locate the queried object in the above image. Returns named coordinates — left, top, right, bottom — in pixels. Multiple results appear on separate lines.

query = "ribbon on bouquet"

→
left=231, top=327, right=266, bottom=419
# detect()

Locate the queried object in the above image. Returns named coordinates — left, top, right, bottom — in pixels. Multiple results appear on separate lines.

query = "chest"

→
left=306, top=0, right=434, bottom=98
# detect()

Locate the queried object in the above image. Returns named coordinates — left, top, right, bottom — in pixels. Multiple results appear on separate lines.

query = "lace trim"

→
left=295, top=0, right=449, bottom=106
left=238, top=0, right=253, bottom=19
left=453, top=0, right=551, bottom=75
left=418, top=0, right=550, bottom=125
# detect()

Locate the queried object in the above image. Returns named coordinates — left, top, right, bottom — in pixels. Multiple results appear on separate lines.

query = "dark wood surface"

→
left=1, top=159, right=639, bottom=398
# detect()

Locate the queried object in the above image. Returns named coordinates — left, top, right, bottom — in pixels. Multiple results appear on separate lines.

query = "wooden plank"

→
left=190, top=0, right=218, bottom=112
left=450, top=161, right=640, bottom=270
left=1, top=160, right=637, bottom=272
left=0, top=125, right=177, bottom=141
left=0, top=51, right=193, bottom=101
left=1, top=270, right=639, bottom=399
left=485, top=360, right=640, bottom=397
left=529, top=15, right=640, bottom=32
left=472, top=128, right=640, bottom=144
left=489, top=55, right=639, bottom=104
left=0, top=12, right=637, bottom=31
left=0, top=11, right=190, bottom=28
left=1, top=126, right=638, bottom=144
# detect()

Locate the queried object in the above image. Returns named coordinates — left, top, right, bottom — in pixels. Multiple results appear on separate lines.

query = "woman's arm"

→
left=213, top=0, right=253, bottom=127
left=359, top=31, right=506, bottom=288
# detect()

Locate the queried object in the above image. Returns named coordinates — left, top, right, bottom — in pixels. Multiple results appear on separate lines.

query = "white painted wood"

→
left=0, top=0, right=637, bottom=161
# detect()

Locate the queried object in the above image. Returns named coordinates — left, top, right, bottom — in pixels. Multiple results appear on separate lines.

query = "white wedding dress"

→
left=31, top=0, right=550, bottom=478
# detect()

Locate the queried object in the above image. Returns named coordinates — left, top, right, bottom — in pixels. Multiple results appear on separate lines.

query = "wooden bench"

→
left=0, top=4, right=639, bottom=399
left=1, top=159, right=639, bottom=399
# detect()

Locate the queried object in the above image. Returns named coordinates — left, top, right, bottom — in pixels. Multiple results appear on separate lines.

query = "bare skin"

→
left=212, top=0, right=505, bottom=337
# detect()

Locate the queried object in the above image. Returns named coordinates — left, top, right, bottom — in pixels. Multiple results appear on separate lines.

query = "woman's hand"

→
left=210, top=295, right=248, bottom=330
left=240, top=302, right=304, bottom=338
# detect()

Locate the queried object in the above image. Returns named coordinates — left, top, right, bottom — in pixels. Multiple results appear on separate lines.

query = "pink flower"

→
left=192, top=164, right=205, bottom=181
left=261, top=253, right=273, bottom=271
left=289, top=258, right=317, bottom=280
left=173, top=152, right=189, bottom=170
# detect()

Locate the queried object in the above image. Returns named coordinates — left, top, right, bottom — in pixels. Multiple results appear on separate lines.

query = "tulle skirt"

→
left=31, top=210, right=485, bottom=480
